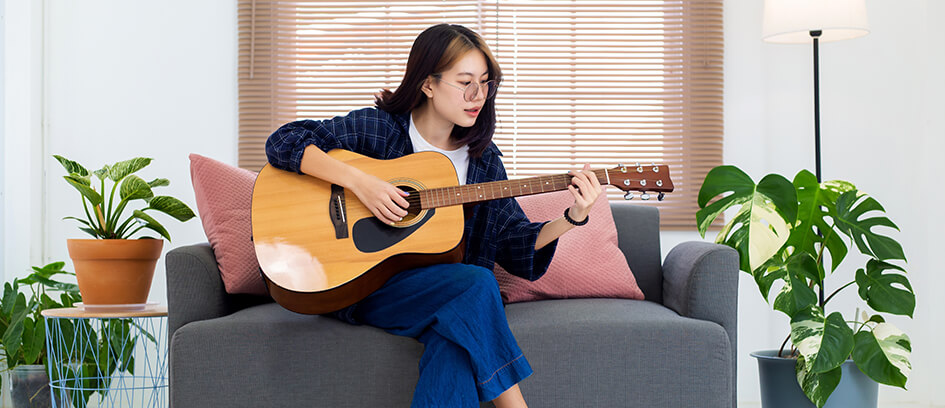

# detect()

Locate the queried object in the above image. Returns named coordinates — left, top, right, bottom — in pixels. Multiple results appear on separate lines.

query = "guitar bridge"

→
left=330, top=184, right=349, bottom=239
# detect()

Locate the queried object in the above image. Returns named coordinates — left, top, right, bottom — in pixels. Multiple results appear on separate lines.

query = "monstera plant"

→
left=696, top=166, right=914, bottom=407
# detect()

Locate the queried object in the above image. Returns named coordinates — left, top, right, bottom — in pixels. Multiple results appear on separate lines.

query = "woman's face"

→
left=426, top=50, right=490, bottom=128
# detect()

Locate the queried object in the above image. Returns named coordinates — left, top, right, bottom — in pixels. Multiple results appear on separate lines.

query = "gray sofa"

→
left=166, top=204, right=738, bottom=407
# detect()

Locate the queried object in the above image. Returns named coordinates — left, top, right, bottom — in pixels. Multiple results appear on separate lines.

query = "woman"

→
left=266, top=23, right=601, bottom=408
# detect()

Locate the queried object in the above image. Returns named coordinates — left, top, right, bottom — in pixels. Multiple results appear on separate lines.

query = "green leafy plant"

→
left=54, top=155, right=196, bottom=240
left=0, top=262, right=81, bottom=370
left=0, top=262, right=151, bottom=405
left=0, top=261, right=81, bottom=400
left=697, top=166, right=913, bottom=408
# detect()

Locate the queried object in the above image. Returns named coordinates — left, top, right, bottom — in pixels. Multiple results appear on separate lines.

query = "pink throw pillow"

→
left=493, top=188, right=645, bottom=303
left=189, top=154, right=268, bottom=296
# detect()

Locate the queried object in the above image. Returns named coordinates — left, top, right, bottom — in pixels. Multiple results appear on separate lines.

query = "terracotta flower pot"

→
left=66, top=239, right=163, bottom=305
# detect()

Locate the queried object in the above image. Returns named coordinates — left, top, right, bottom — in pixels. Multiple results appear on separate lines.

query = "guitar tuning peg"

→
left=658, top=192, right=665, bottom=201
left=623, top=192, right=635, bottom=200
left=641, top=193, right=651, bottom=201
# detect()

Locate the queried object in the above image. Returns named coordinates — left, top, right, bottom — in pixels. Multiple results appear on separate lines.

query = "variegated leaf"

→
left=53, top=155, right=89, bottom=177
left=93, top=165, right=111, bottom=181
left=696, top=166, right=797, bottom=272
left=63, top=175, right=103, bottom=206
left=852, top=322, right=911, bottom=388
left=772, top=254, right=818, bottom=317
left=147, top=196, right=196, bottom=222
left=131, top=210, right=170, bottom=241
left=790, top=307, right=854, bottom=374
left=787, top=171, right=854, bottom=272
left=119, top=175, right=154, bottom=202
left=796, top=354, right=842, bottom=408
left=147, top=178, right=170, bottom=188
left=108, top=157, right=152, bottom=182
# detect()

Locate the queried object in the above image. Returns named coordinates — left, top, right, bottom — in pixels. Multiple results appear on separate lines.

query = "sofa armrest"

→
left=165, top=243, right=232, bottom=337
left=165, top=243, right=270, bottom=337
left=662, top=241, right=738, bottom=408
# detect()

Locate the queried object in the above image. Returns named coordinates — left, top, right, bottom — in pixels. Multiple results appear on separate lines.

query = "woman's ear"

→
left=421, top=77, right=434, bottom=99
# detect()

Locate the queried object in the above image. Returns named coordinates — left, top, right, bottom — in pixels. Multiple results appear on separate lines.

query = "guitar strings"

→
left=384, top=168, right=664, bottom=210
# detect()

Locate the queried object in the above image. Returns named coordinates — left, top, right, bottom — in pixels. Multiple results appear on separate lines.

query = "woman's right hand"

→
left=348, top=171, right=410, bottom=225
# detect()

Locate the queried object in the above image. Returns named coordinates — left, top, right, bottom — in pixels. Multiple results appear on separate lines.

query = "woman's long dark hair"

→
left=376, top=24, right=502, bottom=158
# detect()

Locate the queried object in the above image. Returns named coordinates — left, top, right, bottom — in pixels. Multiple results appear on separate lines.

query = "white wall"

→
left=1, top=0, right=941, bottom=406
left=39, top=1, right=238, bottom=304
left=0, top=0, right=5, bottom=275
left=1, top=0, right=45, bottom=283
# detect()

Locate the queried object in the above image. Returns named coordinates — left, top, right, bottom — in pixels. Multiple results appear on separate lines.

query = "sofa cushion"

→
left=493, top=188, right=645, bottom=303
left=189, top=154, right=268, bottom=295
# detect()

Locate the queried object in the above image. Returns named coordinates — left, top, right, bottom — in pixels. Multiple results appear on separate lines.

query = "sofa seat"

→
left=166, top=204, right=738, bottom=407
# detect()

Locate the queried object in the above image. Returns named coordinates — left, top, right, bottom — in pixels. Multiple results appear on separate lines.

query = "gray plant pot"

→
left=10, top=365, right=52, bottom=408
left=751, top=349, right=878, bottom=408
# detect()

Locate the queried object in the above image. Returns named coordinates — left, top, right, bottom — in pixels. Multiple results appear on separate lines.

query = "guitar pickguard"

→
left=351, top=209, right=436, bottom=253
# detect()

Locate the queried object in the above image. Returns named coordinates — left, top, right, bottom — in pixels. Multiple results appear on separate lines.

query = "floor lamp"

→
left=762, top=0, right=869, bottom=304
left=762, top=0, right=870, bottom=183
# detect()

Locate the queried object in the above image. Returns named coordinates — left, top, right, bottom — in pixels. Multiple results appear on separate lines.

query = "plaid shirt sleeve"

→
left=489, top=159, right=559, bottom=281
left=265, top=107, right=396, bottom=174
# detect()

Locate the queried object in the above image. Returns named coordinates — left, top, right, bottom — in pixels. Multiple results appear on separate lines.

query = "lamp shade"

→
left=763, top=0, right=869, bottom=43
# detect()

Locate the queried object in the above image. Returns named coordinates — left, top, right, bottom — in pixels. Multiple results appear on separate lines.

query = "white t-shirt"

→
left=408, top=114, right=470, bottom=185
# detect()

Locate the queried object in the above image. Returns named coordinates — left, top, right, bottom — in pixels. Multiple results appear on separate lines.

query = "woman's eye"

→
left=461, top=82, right=471, bottom=86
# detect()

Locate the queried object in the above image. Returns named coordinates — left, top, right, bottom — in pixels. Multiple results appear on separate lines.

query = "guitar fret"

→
left=423, top=166, right=663, bottom=209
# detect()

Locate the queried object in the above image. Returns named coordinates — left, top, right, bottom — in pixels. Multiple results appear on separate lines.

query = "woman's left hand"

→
left=566, top=163, right=603, bottom=223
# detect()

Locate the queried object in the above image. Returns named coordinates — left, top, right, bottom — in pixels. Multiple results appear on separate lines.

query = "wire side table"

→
left=41, top=305, right=168, bottom=408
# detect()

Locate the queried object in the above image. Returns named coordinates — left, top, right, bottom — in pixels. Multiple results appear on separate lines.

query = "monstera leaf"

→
left=835, top=190, right=906, bottom=262
left=697, top=166, right=798, bottom=272
left=852, top=322, right=911, bottom=388
left=791, top=306, right=855, bottom=374
left=786, top=171, right=855, bottom=273
left=855, top=260, right=915, bottom=317
left=795, top=354, right=842, bottom=408
left=771, top=253, right=819, bottom=316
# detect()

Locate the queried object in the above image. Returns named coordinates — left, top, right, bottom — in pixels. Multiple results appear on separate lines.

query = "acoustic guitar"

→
left=251, top=149, right=674, bottom=315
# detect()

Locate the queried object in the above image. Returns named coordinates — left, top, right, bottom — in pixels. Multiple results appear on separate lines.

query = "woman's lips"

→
left=464, top=108, right=480, bottom=117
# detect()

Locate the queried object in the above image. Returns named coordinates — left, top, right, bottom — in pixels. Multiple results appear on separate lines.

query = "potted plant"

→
left=696, top=166, right=914, bottom=408
left=0, top=262, right=151, bottom=407
left=0, top=262, right=81, bottom=407
left=54, top=155, right=196, bottom=305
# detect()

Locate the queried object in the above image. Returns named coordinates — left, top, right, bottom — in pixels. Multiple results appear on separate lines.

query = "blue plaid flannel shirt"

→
left=265, top=107, right=558, bottom=283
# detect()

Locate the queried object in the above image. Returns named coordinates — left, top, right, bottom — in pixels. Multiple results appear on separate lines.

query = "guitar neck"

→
left=418, top=170, right=609, bottom=209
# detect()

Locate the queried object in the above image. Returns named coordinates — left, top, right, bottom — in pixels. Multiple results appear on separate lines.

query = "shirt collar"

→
left=391, top=110, right=501, bottom=157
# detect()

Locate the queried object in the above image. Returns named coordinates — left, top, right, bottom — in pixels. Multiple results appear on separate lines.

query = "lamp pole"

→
left=810, top=29, right=825, bottom=306
left=811, top=30, right=822, bottom=184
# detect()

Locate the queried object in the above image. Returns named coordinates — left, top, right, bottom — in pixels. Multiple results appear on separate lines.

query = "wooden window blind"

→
left=238, top=0, right=722, bottom=229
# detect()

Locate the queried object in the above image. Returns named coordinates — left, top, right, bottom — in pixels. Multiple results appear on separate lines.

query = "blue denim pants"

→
left=348, top=263, right=533, bottom=407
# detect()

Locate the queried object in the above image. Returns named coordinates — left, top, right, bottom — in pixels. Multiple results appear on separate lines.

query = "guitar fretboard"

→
left=418, top=170, right=608, bottom=209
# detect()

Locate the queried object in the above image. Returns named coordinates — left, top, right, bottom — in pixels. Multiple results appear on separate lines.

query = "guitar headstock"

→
left=605, top=163, right=674, bottom=201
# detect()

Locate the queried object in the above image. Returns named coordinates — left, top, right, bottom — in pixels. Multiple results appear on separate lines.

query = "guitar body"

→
left=251, top=149, right=465, bottom=315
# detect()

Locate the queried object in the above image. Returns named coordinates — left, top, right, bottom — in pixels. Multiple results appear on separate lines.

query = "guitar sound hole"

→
left=397, top=185, right=423, bottom=224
